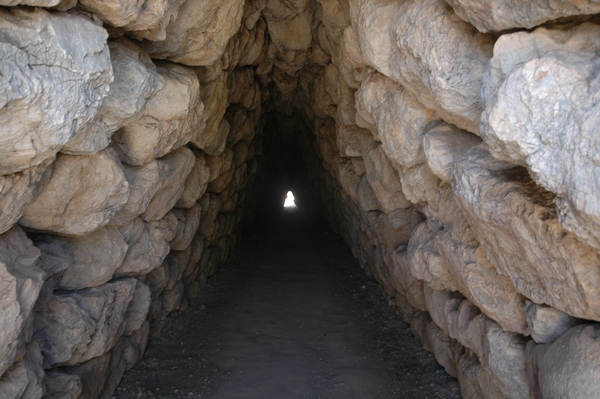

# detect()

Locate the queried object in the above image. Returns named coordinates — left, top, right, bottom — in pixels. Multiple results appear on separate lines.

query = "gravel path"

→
left=114, top=212, right=461, bottom=398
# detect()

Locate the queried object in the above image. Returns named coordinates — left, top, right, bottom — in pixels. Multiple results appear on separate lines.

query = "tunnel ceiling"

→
left=2, top=0, right=600, bottom=398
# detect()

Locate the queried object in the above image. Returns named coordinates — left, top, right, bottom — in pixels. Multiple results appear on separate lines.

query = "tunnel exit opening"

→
left=283, top=191, right=297, bottom=208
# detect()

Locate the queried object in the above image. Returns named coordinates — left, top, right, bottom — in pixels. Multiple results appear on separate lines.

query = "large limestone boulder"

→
left=356, top=71, right=436, bottom=168
left=34, top=227, right=128, bottom=290
left=528, top=324, right=600, bottom=399
left=363, top=145, right=411, bottom=213
left=350, top=0, right=492, bottom=134
left=0, top=227, right=44, bottom=376
left=453, top=144, right=600, bottom=322
left=141, top=147, right=195, bottom=221
left=482, top=24, right=600, bottom=252
left=140, top=0, right=246, bottom=66
left=170, top=204, right=202, bottom=251
left=446, top=0, right=600, bottom=32
left=112, top=63, right=202, bottom=166
left=77, top=0, right=186, bottom=41
left=0, top=8, right=112, bottom=174
left=116, top=214, right=177, bottom=276
left=190, top=71, right=229, bottom=154
left=20, top=149, right=129, bottom=236
left=0, top=342, right=44, bottom=399
left=524, top=300, right=579, bottom=344
left=0, top=158, right=53, bottom=235
left=62, top=39, right=165, bottom=155
left=34, top=279, right=140, bottom=367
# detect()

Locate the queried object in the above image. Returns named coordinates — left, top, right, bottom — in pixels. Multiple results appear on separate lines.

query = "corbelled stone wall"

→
left=1, top=0, right=600, bottom=398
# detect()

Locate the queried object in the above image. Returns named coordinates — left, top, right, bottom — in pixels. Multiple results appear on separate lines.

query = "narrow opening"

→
left=283, top=191, right=296, bottom=208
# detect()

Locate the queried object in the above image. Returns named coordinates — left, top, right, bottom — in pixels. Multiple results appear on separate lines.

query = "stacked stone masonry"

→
left=1, top=0, right=600, bottom=398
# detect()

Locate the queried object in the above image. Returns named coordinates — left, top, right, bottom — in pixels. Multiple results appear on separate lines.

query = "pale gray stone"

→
left=0, top=226, right=43, bottom=376
left=141, top=0, right=246, bottom=66
left=528, top=324, right=600, bottom=399
left=350, top=0, right=492, bottom=134
left=363, top=145, right=411, bottom=213
left=116, top=214, right=177, bottom=276
left=356, top=71, right=436, bottom=168
left=0, top=158, right=53, bottom=235
left=141, top=147, right=195, bottom=221
left=20, top=149, right=129, bottom=236
left=482, top=24, right=600, bottom=252
left=421, top=122, right=481, bottom=183
left=77, top=0, right=186, bottom=41
left=0, top=342, right=44, bottom=399
left=176, top=152, right=211, bottom=208
left=34, top=279, right=137, bottom=367
left=34, top=227, right=128, bottom=290
left=0, top=8, right=112, bottom=174
left=0, top=0, right=59, bottom=5
left=112, top=63, right=202, bottom=166
left=62, top=39, right=165, bottom=155
left=435, top=188, right=529, bottom=335
left=453, top=144, right=600, bottom=322
left=446, top=0, right=600, bottom=32
left=524, top=300, right=580, bottom=344
left=170, top=204, right=202, bottom=251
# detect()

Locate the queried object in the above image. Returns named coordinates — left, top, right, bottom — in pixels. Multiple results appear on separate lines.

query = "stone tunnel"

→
left=1, top=0, right=600, bottom=397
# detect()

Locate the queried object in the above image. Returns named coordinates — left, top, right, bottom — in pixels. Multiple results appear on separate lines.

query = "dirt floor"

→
left=113, top=210, right=461, bottom=399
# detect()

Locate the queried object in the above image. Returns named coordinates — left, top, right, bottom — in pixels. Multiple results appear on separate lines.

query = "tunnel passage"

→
left=2, top=0, right=600, bottom=398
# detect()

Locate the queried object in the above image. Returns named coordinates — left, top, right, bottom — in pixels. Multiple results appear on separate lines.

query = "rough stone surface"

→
left=34, top=279, right=138, bottom=367
left=0, top=342, right=44, bottom=399
left=482, top=23, right=600, bottom=252
left=0, top=158, right=53, bottom=235
left=141, top=0, right=246, bottom=66
left=446, top=0, right=600, bottom=32
left=34, top=226, right=128, bottom=290
left=63, top=39, right=165, bottom=155
left=20, top=150, right=129, bottom=236
left=524, top=300, right=580, bottom=344
left=454, top=144, right=600, bottom=322
left=0, top=226, right=44, bottom=377
left=112, top=63, right=201, bottom=166
left=0, top=7, right=112, bottom=175
left=176, top=153, right=211, bottom=208
left=528, top=324, right=600, bottom=399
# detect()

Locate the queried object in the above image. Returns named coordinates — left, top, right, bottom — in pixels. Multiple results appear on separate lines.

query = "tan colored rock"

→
left=116, top=214, right=177, bottom=276
left=78, top=0, right=185, bottom=41
left=141, top=0, right=245, bottom=66
left=390, top=250, right=426, bottom=311
left=190, top=71, right=229, bottom=155
left=422, top=321, right=460, bottom=378
left=528, top=324, right=600, bottom=399
left=336, top=123, right=374, bottom=158
left=453, top=144, right=600, bottom=322
left=34, top=279, right=137, bottom=367
left=266, top=3, right=313, bottom=51
left=0, top=0, right=59, bottom=5
left=112, top=63, right=202, bottom=166
left=424, top=285, right=461, bottom=333
left=400, top=163, right=442, bottom=206
left=524, top=300, right=579, bottom=344
left=170, top=204, right=202, bottom=251
left=0, top=8, right=112, bottom=174
left=142, top=147, right=195, bottom=221
left=20, top=149, right=129, bottom=236
left=351, top=0, right=492, bottom=134
left=356, top=71, right=435, bottom=168
left=435, top=188, right=529, bottom=334
left=455, top=353, right=504, bottom=399
left=363, top=145, right=411, bottom=213
left=338, top=26, right=367, bottom=89
left=63, top=39, right=165, bottom=155
left=35, top=227, right=127, bottom=290
left=421, top=122, right=481, bottom=183
left=446, top=0, right=600, bottom=32
left=176, top=153, right=211, bottom=209
left=0, top=226, right=43, bottom=376
left=122, top=281, right=151, bottom=335
left=0, top=342, right=44, bottom=399
left=482, top=24, right=600, bottom=252
left=0, top=158, right=53, bottom=235
left=408, top=222, right=458, bottom=292
left=110, top=159, right=169, bottom=226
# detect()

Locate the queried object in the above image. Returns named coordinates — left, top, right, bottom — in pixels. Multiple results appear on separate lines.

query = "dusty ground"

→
left=113, top=210, right=461, bottom=398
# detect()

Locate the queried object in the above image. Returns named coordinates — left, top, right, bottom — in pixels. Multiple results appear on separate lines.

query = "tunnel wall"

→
left=2, top=0, right=600, bottom=398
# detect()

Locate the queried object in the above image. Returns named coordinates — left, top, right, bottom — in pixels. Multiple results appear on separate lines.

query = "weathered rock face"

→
left=2, top=0, right=600, bottom=397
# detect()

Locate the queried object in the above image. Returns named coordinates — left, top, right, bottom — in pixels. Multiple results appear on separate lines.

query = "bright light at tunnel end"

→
left=284, top=191, right=297, bottom=208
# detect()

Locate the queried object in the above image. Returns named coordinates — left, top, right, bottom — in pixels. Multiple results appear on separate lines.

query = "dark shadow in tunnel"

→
left=253, top=139, right=327, bottom=234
